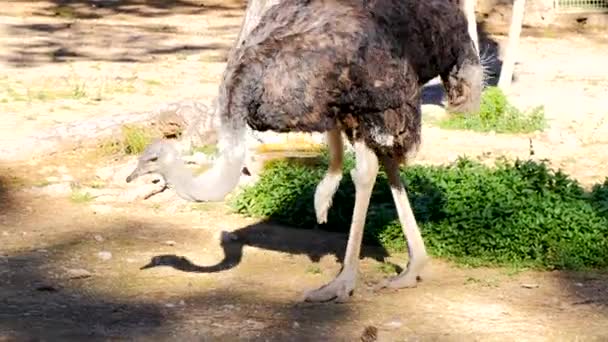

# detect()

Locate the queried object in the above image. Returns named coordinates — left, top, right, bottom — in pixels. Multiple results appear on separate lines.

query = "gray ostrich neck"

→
left=164, top=144, right=245, bottom=202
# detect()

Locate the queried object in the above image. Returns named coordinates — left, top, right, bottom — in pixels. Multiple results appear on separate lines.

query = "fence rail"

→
left=554, top=0, right=608, bottom=13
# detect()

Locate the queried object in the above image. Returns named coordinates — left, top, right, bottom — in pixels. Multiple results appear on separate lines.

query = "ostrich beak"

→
left=125, top=169, right=140, bottom=183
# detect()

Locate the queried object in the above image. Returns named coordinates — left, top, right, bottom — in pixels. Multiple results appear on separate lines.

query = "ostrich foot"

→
left=375, top=257, right=428, bottom=290
left=304, top=270, right=356, bottom=303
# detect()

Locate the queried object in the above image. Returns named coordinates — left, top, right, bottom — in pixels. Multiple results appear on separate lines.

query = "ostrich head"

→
left=443, top=40, right=485, bottom=115
left=125, top=139, right=179, bottom=183
left=124, top=134, right=246, bottom=202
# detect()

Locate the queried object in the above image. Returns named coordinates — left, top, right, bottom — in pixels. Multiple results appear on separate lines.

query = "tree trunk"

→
left=497, top=0, right=526, bottom=91
left=460, top=0, right=479, bottom=54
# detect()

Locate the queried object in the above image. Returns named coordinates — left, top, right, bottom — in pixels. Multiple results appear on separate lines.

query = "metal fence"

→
left=554, top=0, right=608, bottom=13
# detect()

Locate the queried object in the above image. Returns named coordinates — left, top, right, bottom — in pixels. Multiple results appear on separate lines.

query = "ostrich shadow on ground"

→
left=141, top=170, right=449, bottom=276
left=141, top=220, right=395, bottom=274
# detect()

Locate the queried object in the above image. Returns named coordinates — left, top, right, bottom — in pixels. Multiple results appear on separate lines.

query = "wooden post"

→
left=498, top=0, right=526, bottom=90
left=461, top=0, right=479, bottom=54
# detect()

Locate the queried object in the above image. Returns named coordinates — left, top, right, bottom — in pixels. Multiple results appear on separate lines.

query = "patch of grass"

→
left=191, top=202, right=218, bottom=212
left=71, top=82, right=87, bottom=99
left=464, top=276, right=500, bottom=288
left=376, top=262, right=399, bottom=275
left=70, top=189, right=94, bottom=203
left=87, top=180, right=106, bottom=189
left=305, top=265, right=322, bottom=274
left=121, top=125, right=156, bottom=155
left=98, top=139, right=123, bottom=156
left=438, top=87, right=546, bottom=134
left=96, top=124, right=160, bottom=156
left=0, top=72, right=138, bottom=104
left=143, top=79, right=162, bottom=86
left=232, top=150, right=608, bottom=271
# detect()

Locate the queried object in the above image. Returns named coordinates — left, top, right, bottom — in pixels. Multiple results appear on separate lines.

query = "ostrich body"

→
left=127, top=0, right=483, bottom=303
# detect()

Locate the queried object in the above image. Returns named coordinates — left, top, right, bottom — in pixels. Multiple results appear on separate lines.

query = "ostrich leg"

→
left=314, top=129, right=344, bottom=224
left=377, top=156, right=429, bottom=289
left=305, top=140, right=379, bottom=302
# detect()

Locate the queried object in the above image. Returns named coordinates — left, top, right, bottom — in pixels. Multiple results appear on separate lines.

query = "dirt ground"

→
left=1, top=1, right=608, bottom=341
left=2, top=155, right=608, bottom=341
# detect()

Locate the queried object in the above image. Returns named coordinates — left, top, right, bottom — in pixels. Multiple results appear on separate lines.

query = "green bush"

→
left=232, top=152, right=608, bottom=270
left=439, top=86, right=546, bottom=134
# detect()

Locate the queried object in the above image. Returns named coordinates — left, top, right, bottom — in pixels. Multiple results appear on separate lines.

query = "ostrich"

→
left=126, top=0, right=483, bottom=303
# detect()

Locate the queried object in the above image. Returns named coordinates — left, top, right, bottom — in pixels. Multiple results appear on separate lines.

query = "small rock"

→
left=574, top=282, right=584, bottom=287
left=97, top=251, right=112, bottom=261
left=66, top=268, right=93, bottom=279
left=164, top=303, right=176, bottom=308
left=383, top=320, right=403, bottom=329
left=164, top=240, right=176, bottom=246
left=93, top=234, right=105, bottom=242
left=36, top=249, right=49, bottom=254
left=125, top=258, right=137, bottom=263
left=179, top=300, right=186, bottom=306
left=293, top=321, right=300, bottom=328
left=521, top=283, right=539, bottom=289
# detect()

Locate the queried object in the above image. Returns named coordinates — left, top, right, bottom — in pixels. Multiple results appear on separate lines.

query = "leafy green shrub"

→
left=439, top=86, right=546, bottom=134
left=232, top=152, right=608, bottom=270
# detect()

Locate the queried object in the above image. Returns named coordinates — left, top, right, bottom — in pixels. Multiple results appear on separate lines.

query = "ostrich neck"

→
left=164, top=150, right=245, bottom=202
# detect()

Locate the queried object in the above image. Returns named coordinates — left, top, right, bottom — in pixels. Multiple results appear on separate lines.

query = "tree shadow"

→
left=0, top=218, right=354, bottom=340
left=2, top=0, right=244, bottom=67
left=0, top=176, right=16, bottom=216
left=3, top=21, right=235, bottom=67
left=36, top=0, right=244, bottom=20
